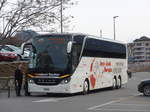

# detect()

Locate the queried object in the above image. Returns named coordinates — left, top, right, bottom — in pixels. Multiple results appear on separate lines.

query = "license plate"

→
left=43, top=88, right=50, bottom=91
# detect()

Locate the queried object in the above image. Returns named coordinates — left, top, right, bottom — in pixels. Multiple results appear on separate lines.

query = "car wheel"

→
left=83, top=80, right=89, bottom=95
left=143, top=85, right=150, bottom=96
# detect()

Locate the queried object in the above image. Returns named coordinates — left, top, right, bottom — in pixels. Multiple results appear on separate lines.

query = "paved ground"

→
left=0, top=72, right=150, bottom=112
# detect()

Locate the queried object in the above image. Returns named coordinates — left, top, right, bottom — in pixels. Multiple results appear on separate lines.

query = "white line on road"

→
left=32, top=98, right=68, bottom=103
left=113, top=103, right=150, bottom=107
left=95, top=108, right=150, bottom=112
left=87, top=94, right=140, bottom=110
left=88, top=101, right=117, bottom=110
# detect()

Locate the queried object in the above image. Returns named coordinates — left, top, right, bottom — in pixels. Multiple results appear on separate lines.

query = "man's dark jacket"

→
left=15, top=69, right=23, bottom=81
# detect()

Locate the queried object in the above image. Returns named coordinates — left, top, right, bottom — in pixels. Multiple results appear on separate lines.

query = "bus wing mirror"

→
left=67, top=41, right=77, bottom=53
left=21, top=43, right=26, bottom=55
left=21, top=42, right=32, bottom=55
left=67, top=41, right=72, bottom=53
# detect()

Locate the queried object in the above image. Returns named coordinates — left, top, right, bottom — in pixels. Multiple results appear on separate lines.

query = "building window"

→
left=134, top=47, right=144, bottom=50
left=146, top=52, right=150, bottom=55
left=145, top=43, right=149, bottom=46
left=146, top=57, right=150, bottom=59
left=145, top=48, right=150, bottom=50
left=134, top=56, right=145, bottom=59
left=136, top=43, right=142, bottom=46
left=133, top=52, right=144, bottom=55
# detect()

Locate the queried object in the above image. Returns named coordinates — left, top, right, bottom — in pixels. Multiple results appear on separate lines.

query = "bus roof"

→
left=35, top=33, right=126, bottom=45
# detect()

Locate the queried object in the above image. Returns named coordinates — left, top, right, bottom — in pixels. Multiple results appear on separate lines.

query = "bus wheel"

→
left=117, top=77, right=122, bottom=89
left=83, top=80, right=89, bottom=95
left=112, top=78, right=117, bottom=89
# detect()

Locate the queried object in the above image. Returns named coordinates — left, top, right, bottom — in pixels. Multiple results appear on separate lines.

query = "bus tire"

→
left=112, top=77, right=117, bottom=89
left=83, top=80, right=89, bottom=95
left=117, top=77, right=122, bottom=89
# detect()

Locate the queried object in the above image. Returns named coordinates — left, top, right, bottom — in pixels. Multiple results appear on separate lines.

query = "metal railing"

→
left=0, top=76, right=15, bottom=97
left=128, top=62, right=150, bottom=72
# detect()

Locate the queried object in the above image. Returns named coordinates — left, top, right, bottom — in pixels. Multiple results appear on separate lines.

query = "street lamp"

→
left=113, top=16, right=119, bottom=40
left=60, top=0, right=63, bottom=33
left=100, top=30, right=102, bottom=38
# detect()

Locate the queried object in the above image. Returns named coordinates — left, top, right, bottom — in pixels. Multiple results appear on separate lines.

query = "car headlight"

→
left=13, top=54, right=17, bottom=56
left=60, top=77, right=71, bottom=84
left=24, top=51, right=30, bottom=56
left=2, top=54, right=8, bottom=56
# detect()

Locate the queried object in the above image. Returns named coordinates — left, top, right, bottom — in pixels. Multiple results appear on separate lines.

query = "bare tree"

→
left=0, top=0, right=74, bottom=40
left=0, top=0, right=7, bottom=11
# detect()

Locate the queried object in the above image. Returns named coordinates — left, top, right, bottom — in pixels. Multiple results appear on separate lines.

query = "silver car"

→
left=0, top=45, right=30, bottom=60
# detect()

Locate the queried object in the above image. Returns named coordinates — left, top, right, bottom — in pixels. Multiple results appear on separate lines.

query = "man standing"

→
left=15, top=64, right=24, bottom=96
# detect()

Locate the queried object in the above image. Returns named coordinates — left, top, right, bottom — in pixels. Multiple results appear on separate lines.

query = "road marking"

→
left=33, top=98, right=68, bottom=103
left=87, top=94, right=140, bottom=110
left=88, top=101, right=117, bottom=110
left=95, top=108, right=150, bottom=112
left=113, top=103, right=150, bottom=107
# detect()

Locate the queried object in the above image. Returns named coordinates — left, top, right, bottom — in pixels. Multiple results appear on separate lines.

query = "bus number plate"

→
left=43, top=88, right=50, bottom=91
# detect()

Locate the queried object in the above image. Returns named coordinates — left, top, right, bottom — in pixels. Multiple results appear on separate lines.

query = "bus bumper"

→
left=28, top=83, right=72, bottom=94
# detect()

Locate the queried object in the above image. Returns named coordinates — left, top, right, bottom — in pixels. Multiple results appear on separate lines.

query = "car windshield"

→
left=29, top=35, right=72, bottom=74
left=7, top=45, right=20, bottom=51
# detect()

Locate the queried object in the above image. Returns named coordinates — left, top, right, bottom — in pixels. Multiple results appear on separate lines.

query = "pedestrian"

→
left=14, top=63, right=24, bottom=96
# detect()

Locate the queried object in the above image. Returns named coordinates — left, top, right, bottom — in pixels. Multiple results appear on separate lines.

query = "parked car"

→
left=0, top=45, right=30, bottom=60
left=138, top=79, right=150, bottom=96
left=0, top=49, right=17, bottom=61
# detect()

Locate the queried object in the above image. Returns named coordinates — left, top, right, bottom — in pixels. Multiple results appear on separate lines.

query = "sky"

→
left=66, top=0, right=150, bottom=43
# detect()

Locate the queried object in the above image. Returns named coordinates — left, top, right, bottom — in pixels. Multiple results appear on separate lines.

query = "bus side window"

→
left=72, top=44, right=81, bottom=68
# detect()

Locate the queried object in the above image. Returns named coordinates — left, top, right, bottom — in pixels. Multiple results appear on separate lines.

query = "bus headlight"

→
left=28, top=79, right=34, bottom=83
left=60, top=77, right=71, bottom=84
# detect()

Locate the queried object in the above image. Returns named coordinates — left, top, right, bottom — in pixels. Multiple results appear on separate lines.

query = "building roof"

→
left=134, top=36, right=150, bottom=42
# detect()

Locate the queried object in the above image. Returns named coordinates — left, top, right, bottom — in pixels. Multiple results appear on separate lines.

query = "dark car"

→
left=138, top=79, right=150, bottom=96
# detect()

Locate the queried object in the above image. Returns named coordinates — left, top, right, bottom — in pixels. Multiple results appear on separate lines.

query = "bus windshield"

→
left=29, top=35, right=72, bottom=74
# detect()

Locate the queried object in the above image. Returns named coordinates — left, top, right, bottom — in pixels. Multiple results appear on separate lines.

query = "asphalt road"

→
left=0, top=72, right=150, bottom=112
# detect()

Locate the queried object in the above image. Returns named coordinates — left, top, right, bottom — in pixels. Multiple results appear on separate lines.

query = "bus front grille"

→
left=33, top=78, right=61, bottom=85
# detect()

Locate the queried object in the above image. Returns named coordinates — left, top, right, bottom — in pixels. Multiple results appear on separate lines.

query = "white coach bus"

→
left=22, top=33, right=128, bottom=95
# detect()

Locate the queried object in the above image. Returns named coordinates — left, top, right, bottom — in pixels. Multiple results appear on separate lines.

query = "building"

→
left=132, top=36, right=150, bottom=62
left=127, top=43, right=134, bottom=63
